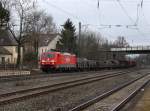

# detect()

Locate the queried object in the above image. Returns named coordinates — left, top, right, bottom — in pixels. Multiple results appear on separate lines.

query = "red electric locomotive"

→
left=40, top=51, right=77, bottom=72
left=40, top=51, right=137, bottom=73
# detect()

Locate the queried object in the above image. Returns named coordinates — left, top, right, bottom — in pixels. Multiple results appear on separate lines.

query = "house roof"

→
left=0, top=47, right=12, bottom=55
left=39, top=33, right=59, bottom=47
left=0, top=29, right=18, bottom=46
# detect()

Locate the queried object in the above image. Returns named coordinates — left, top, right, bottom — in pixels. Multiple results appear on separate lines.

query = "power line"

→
left=115, top=0, right=149, bottom=38
left=135, top=3, right=140, bottom=25
left=43, top=0, right=150, bottom=39
left=43, top=0, right=83, bottom=22
left=116, top=0, right=136, bottom=25
left=95, top=0, right=150, bottom=44
left=139, top=0, right=150, bottom=26
left=99, top=0, right=150, bottom=3
left=98, top=0, right=100, bottom=8
left=97, top=0, right=103, bottom=26
left=141, top=0, right=144, bottom=8
left=142, top=10, right=150, bottom=26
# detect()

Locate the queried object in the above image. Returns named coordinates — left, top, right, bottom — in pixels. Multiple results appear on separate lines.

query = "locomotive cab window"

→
left=47, top=54, right=54, bottom=58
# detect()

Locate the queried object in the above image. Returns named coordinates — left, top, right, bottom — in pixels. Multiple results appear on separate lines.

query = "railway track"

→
left=69, top=73, right=150, bottom=111
left=0, top=70, right=133, bottom=105
left=0, top=68, right=137, bottom=83
left=0, top=70, right=119, bottom=83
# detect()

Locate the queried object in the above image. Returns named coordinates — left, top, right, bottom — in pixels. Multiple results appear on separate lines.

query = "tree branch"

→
left=7, top=25, right=19, bottom=43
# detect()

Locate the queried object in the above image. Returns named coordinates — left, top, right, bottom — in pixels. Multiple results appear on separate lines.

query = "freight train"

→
left=40, top=51, right=136, bottom=72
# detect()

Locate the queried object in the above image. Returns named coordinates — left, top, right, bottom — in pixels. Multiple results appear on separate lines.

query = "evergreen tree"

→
left=57, top=19, right=77, bottom=54
left=0, top=2, right=9, bottom=28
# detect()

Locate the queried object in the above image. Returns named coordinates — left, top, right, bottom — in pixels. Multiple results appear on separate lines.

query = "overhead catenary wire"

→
left=43, top=0, right=84, bottom=22
left=98, top=0, right=150, bottom=43
left=95, top=0, right=149, bottom=29
left=141, top=10, right=150, bottom=27
left=97, top=0, right=103, bottom=27
left=94, top=0, right=140, bottom=29
left=116, top=0, right=136, bottom=25
left=141, top=0, right=144, bottom=8
left=139, top=1, right=150, bottom=35
left=115, top=0, right=149, bottom=38
left=98, top=0, right=150, bottom=3
left=94, top=0, right=150, bottom=38
left=42, top=0, right=150, bottom=40
left=92, top=0, right=141, bottom=40
left=137, top=0, right=150, bottom=34
left=122, top=0, right=150, bottom=29
left=140, top=0, right=150, bottom=26
left=91, top=0, right=150, bottom=43
left=135, top=3, right=140, bottom=25
left=43, top=0, right=139, bottom=29
left=97, top=0, right=100, bottom=8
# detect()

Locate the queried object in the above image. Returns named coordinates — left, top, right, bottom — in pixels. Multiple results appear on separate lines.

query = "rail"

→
left=0, top=70, right=132, bottom=105
left=69, top=74, right=149, bottom=111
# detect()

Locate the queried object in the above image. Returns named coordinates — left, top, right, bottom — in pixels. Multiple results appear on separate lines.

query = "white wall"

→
left=3, top=46, right=23, bottom=64
left=38, top=35, right=60, bottom=59
left=3, top=46, right=17, bottom=63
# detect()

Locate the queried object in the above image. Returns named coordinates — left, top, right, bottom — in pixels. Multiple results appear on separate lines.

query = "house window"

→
left=14, top=58, right=16, bottom=63
left=1, top=57, right=5, bottom=64
left=15, top=46, right=18, bottom=53
left=7, top=58, right=10, bottom=63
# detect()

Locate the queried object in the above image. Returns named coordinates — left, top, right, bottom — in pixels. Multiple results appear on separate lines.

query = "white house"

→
left=38, top=33, right=61, bottom=58
left=0, top=47, right=12, bottom=64
left=0, top=29, right=23, bottom=64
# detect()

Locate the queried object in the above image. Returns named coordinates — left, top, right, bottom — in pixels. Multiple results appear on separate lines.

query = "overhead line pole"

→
left=78, top=22, right=81, bottom=57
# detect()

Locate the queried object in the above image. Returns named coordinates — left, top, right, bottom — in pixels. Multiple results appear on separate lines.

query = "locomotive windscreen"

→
left=42, top=53, right=54, bottom=58
left=47, top=54, right=54, bottom=58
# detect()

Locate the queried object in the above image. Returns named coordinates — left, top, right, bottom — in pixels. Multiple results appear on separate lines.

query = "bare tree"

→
left=114, top=36, right=129, bottom=47
left=79, top=31, right=104, bottom=60
left=24, top=10, right=56, bottom=65
left=25, top=10, right=56, bottom=34
left=78, top=31, right=130, bottom=60
left=0, top=0, right=10, bottom=9
left=112, top=36, right=129, bottom=60
left=8, top=0, right=36, bottom=67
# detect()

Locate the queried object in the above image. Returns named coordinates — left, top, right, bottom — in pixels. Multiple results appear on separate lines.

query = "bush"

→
left=23, top=52, right=38, bottom=68
left=24, top=52, right=38, bottom=62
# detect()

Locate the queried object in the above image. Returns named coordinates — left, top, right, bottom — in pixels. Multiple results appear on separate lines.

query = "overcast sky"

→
left=38, top=0, right=150, bottom=46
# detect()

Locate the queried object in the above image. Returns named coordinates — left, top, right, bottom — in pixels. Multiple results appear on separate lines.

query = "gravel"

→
left=82, top=75, right=149, bottom=111
left=0, top=70, right=145, bottom=111
left=0, top=71, right=120, bottom=94
left=121, top=80, right=150, bottom=111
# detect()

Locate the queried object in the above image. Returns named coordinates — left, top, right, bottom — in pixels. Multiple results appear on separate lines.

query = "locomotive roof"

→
left=43, top=51, right=76, bottom=56
left=63, top=52, right=71, bottom=55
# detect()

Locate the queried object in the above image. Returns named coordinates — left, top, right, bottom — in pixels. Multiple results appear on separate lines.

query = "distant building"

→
left=38, top=33, right=60, bottom=57
left=23, top=33, right=61, bottom=58
left=0, top=47, right=12, bottom=64
left=0, top=29, right=23, bottom=64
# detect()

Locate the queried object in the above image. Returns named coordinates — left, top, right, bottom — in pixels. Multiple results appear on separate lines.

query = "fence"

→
left=0, top=64, right=17, bottom=70
left=0, top=64, right=30, bottom=77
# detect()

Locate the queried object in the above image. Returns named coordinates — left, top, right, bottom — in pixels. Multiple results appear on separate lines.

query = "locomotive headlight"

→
left=50, top=60, right=55, bottom=64
left=42, top=60, right=46, bottom=62
left=50, top=60, right=55, bottom=63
